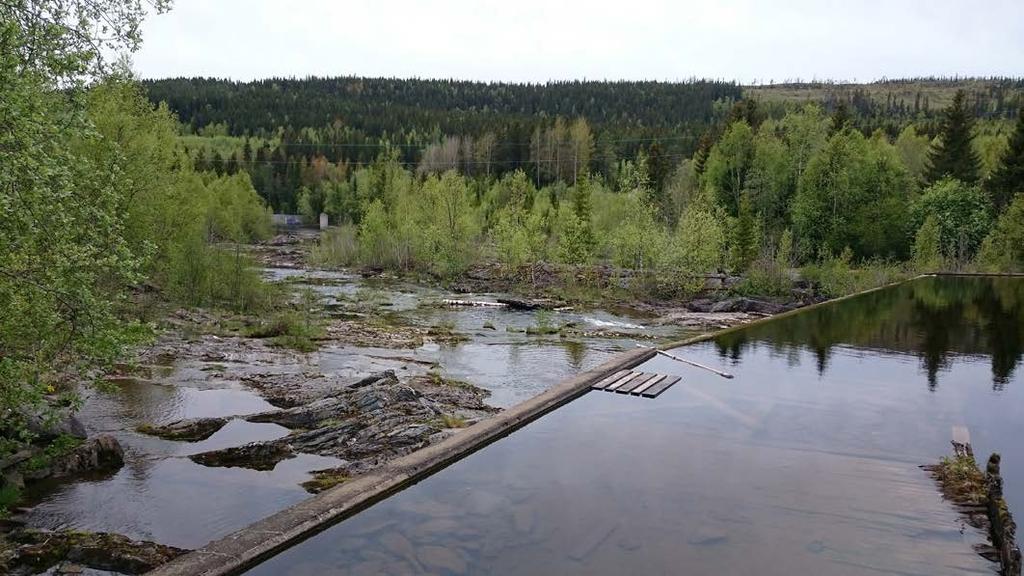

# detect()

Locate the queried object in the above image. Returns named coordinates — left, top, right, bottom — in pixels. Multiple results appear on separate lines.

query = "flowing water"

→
left=22, top=269, right=691, bottom=550
left=244, top=276, right=1024, bottom=575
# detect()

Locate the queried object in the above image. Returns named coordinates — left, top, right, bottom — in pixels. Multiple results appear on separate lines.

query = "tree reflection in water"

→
left=714, top=276, right=1024, bottom=390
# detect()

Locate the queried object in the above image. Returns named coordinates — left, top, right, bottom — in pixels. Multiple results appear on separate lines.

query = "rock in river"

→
left=136, top=417, right=229, bottom=442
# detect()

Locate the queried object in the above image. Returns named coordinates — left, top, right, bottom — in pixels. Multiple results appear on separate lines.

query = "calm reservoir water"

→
left=246, top=276, right=1024, bottom=575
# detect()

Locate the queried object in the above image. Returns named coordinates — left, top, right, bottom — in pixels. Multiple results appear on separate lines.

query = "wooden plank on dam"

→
left=616, top=373, right=656, bottom=394
left=591, top=370, right=630, bottom=390
left=630, top=374, right=666, bottom=396
left=640, top=375, right=681, bottom=398
left=605, top=372, right=642, bottom=392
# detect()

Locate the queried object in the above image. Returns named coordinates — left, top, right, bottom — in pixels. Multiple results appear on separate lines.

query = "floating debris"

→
left=924, top=440, right=1021, bottom=575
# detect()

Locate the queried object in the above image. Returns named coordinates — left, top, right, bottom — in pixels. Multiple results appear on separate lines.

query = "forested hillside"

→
left=143, top=75, right=1023, bottom=213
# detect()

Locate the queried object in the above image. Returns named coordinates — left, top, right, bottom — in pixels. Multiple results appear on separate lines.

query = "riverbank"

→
left=2, top=228, right=779, bottom=574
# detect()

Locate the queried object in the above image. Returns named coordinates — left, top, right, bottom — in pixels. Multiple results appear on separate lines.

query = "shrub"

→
left=802, top=249, right=907, bottom=298
left=244, top=309, right=322, bottom=352
left=165, top=240, right=275, bottom=312
left=309, top=225, right=359, bottom=268
left=977, top=194, right=1024, bottom=272
left=912, top=215, right=946, bottom=272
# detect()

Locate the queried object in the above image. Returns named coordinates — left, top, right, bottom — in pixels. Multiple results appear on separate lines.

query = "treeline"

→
left=306, top=90, right=1024, bottom=292
left=1, top=1, right=274, bottom=458
left=143, top=76, right=744, bottom=209
left=146, top=75, right=1022, bottom=213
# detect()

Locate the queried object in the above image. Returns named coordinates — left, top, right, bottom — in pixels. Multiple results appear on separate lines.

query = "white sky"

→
left=133, top=0, right=1024, bottom=84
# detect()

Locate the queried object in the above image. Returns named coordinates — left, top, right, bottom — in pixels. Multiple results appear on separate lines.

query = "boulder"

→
left=247, top=397, right=351, bottom=429
left=6, top=528, right=186, bottom=575
left=136, top=417, right=228, bottom=442
left=190, top=441, right=294, bottom=471
left=709, top=297, right=785, bottom=315
left=22, top=435, right=124, bottom=481
left=23, top=409, right=87, bottom=442
left=350, top=370, right=399, bottom=389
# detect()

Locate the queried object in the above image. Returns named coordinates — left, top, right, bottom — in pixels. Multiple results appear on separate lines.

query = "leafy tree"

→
left=609, top=195, right=663, bottom=272
left=926, top=90, right=981, bottom=185
left=894, top=124, right=931, bottom=184
left=780, top=104, right=828, bottom=187
left=693, top=131, right=714, bottom=176
left=744, top=126, right=792, bottom=239
left=977, top=193, right=1024, bottom=272
left=987, top=107, right=1024, bottom=211
left=793, top=129, right=913, bottom=260
left=703, top=120, right=755, bottom=215
left=912, top=216, right=945, bottom=271
left=913, top=178, right=992, bottom=264
left=0, top=0, right=169, bottom=444
left=557, top=212, right=595, bottom=266
left=422, top=171, right=479, bottom=277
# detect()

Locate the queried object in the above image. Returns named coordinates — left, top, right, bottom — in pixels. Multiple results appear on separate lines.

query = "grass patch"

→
left=934, top=452, right=988, bottom=504
left=301, top=470, right=349, bottom=493
left=433, top=414, right=468, bottom=429
left=425, top=371, right=475, bottom=390
left=243, top=310, right=323, bottom=352
left=0, top=484, right=21, bottom=516
left=734, top=258, right=794, bottom=298
left=308, top=225, right=359, bottom=268
left=802, top=251, right=909, bottom=298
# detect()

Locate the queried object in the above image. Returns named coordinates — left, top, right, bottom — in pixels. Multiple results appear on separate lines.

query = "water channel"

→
left=244, top=276, right=1023, bottom=575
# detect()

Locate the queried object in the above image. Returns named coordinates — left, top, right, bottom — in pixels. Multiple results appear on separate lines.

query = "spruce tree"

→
left=693, top=131, right=714, bottom=176
left=988, top=107, right=1024, bottom=211
left=926, top=90, right=981, bottom=185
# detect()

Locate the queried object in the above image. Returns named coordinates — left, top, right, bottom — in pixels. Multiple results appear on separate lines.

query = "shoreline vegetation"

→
left=3, top=1, right=1024, bottom=573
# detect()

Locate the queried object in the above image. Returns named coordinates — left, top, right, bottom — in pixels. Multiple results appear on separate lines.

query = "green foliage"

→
left=0, top=2, right=168, bottom=443
left=912, top=216, right=946, bottom=272
left=793, top=129, right=913, bottom=260
left=895, top=124, right=932, bottom=184
left=607, top=195, right=664, bottom=273
left=703, top=120, right=755, bottom=215
left=728, top=194, right=760, bottom=272
left=926, top=90, right=981, bottom=185
left=977, top=194, right=1024, bottom=272
left=0, top=483, right=21, bottom=516
left=913, top=178, right=993, bottom=264
left=309, top=225, right=359, bottom=268
left=244, top=303, right=323, bottom=353
left=651, top=207, right=727, bottom=297
left=802, top=249, right=907, bottom=298
left=165, top=238, right=275, bottom=312
left=777, top=229, right=794, bottom=268
left=0, top=1, right=276, bottom=449
left=987, top=107, right=1024, bottom=211
left=557, top=211, right=595, bottom=266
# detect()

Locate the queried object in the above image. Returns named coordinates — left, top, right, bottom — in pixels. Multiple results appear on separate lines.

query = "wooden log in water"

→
left=590, top=370, right=630, bottom=390
left=442, top=299, right=507, bottom=308
left=641, top=375, right=681, bottom=398
left=630, top=374, right=666, bottom=396
left=616, top=373, right=657, bottom=394
left=605, top=372, right=642, bottom=392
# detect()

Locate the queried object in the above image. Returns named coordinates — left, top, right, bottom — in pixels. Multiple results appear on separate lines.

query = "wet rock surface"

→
left=13, top=435, right=124, bottom=485
left=192, top=372, right=498, bottom=483
left=137, top=417, right=228, bottom=442
left=1, top=528, right=186, bottom=575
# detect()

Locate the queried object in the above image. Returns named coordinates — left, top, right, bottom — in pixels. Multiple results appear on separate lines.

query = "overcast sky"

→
left=133, top=0, right=1024, bottom=84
